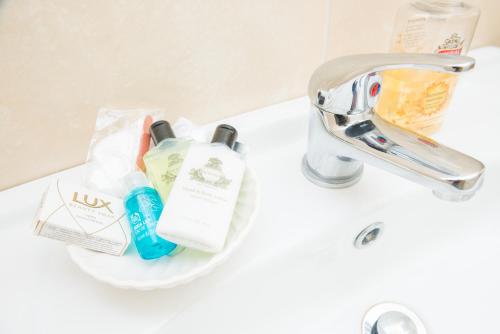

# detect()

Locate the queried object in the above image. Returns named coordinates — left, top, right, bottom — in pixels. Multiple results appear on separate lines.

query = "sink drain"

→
left=362, top=303, right=426, bottom=334
left=354, top=222, right=384, bottom=249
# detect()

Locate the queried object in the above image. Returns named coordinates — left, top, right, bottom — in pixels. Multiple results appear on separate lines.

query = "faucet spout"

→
left=302, top=53, right=485, bottom=201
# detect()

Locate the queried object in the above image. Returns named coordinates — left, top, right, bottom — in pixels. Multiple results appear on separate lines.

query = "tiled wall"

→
left=1, top=0, right=499, bottom=190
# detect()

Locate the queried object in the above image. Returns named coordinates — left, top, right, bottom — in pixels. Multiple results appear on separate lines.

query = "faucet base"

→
left=301, top=156, right=363, bottom=188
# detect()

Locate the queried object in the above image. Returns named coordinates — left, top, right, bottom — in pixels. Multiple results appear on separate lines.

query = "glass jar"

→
left=375, top=1, right=480, bottom=134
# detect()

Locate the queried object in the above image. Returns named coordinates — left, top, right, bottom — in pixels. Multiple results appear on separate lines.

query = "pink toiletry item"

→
left=136, top=115, right=153, bottom=172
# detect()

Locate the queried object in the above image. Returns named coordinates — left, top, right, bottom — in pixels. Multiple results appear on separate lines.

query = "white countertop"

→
left=1, top=47, right=500, bottom=334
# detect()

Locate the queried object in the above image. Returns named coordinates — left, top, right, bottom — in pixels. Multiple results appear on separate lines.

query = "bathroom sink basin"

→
left=1, top=47, right=499, bottom=334
left=153, top=136, right=499, bottom=333
left=152, top=49, right=500, bottom=333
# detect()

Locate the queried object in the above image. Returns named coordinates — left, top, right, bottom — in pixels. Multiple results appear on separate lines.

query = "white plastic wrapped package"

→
left=84, top=108, right=163, bottom=197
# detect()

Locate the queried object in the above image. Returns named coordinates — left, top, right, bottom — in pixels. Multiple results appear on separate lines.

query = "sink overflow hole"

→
left=354, top=222, right=384, bottom=249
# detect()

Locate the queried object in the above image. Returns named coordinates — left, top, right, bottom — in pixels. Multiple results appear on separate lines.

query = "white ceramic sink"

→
left=153, top=161, right=499, bottom=333
left=151, top=52, right=500, bottom=332
left=1, top=47, right=499, bottom=334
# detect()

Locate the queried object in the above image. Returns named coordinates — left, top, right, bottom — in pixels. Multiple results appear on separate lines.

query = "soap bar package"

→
left=33, top=180, right=130, bottom=256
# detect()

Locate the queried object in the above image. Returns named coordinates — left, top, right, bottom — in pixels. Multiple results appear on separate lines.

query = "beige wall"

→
left=0, top=0, right=499, bottom=190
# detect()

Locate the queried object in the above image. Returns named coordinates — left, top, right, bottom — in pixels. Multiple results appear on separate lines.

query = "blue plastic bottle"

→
left=123, top=171, right=177, bottom=259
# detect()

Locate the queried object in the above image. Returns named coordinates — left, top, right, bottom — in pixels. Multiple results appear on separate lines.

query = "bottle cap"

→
left=150, top=120, right=176, bottom=145
left=232, top=141, right=247, bottom=156
left=123, top=171, right=150, bottom=194
left=211, top=124, right=238, bottom=148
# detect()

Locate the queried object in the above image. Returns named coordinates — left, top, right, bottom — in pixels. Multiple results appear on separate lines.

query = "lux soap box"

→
left=33, top=179, right=130, bottom=256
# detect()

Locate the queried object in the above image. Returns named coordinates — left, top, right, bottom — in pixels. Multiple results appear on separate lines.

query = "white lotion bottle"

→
left=156, top=124, right=245, bottom=253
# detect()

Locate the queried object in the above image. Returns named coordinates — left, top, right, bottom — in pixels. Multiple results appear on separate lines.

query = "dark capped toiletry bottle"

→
left=143, top=121, right=192, bottom=203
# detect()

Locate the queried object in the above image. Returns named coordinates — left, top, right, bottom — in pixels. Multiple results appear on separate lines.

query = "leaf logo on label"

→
left=189, top=157, right=232, bottom=189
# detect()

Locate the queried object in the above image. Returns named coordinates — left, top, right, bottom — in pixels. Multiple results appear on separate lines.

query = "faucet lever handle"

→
left=309, top=53, right=475, bottom=115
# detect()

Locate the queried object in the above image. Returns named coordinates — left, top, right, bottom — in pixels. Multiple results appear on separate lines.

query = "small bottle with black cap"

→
left=156, top=124, right=246, bottom=253
left=143, top=120, right=192, bottom=202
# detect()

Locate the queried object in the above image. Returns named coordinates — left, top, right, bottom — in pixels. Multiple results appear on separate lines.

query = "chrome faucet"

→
left=302, top=53, right=485, bottom=201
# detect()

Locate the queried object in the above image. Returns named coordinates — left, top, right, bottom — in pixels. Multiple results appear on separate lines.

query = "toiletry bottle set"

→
left=157, top=125, right=246, bottom=253
left=376, top=0, right=480, bottom=134
left=124, top=121, right=245, bottom=259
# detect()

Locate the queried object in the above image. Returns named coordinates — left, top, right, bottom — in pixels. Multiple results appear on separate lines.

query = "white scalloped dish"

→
left=67, top=167, right=259, bottom=290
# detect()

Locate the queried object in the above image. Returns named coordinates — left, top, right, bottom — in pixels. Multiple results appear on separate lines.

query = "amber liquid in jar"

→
left=376, top=70, right=458, bottom=133
left=376, top=0, right=479, bottom=134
